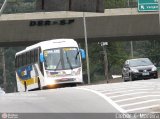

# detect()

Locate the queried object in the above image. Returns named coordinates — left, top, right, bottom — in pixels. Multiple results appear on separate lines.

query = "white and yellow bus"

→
left=15, top=39, right=85, bottom=92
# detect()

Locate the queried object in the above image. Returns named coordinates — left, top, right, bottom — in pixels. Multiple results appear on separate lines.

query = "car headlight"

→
left=131, top=68, right=139, bottom=73
left=152, top=67, right=157, bottom=71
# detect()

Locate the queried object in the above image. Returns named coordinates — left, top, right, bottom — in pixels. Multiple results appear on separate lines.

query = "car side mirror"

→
left=124, top=64, right=129, bottom=68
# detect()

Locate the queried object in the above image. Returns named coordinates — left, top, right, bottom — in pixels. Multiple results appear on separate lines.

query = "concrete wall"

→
left=0, top=8, right=159, bottom=46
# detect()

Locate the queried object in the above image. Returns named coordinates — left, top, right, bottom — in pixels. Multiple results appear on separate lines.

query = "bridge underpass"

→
left=0, top=8, right=159, bottom=46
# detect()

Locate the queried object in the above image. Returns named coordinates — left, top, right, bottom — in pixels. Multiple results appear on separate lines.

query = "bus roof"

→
left=16, top=39, right=78, bottom=56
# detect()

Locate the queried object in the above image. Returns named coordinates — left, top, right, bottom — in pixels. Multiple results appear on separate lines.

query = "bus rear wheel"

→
left=38, top=79, right=43, bottom=90
left=24, top=81, right=27, bottom=92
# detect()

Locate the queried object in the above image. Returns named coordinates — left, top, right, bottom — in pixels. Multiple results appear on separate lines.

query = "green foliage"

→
left=134, top=40, right=160, bottom=66
left=107, top=41, right=129, bottom=75
left=81, top=41, right=129, bottom=83
left=0, top=0, right=138, bottom=14
left=0, top=0, right=36, bottom=13
left=88, top=43, right=104, bottom=78
left=105, top=0, right=127, bottom=9
left=3, top=47, right=24, bottom=92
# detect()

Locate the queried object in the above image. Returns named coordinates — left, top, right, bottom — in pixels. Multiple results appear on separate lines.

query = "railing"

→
left=0, top=0, right=36, bottom=14
left=105, top=0, right=138, bottom=9
left=0, top=0, right=138, bottom=14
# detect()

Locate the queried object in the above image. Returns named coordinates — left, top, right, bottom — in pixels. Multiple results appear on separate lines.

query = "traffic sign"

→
left=138, top=0, right=159, bottom=12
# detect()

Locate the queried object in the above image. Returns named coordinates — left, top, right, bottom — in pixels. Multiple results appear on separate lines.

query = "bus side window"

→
left=34, top=49, right=38, bottom=62
left=19, top=55, right=22, bottom=67
left=30, top=51, right=33, bottom=63
left=15, top=56, right=17, bottom=68
left=29, top=51, right=32, bottom=64
left=22, top=53, right=26, bottom=66
left=16, top=56, right=19, bottom=68
left=17, top=56, right=20, bottom=68
left=26, top=52, right=30, bottom=65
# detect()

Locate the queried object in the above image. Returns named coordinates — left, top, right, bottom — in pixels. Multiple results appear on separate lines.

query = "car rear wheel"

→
left=154, top=76, right=158, bottom=79
left=154, top=72, right=158, bottom=79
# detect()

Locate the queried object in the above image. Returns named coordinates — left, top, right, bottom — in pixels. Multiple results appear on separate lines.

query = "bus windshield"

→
left=44, top=47, right=81, bottom=70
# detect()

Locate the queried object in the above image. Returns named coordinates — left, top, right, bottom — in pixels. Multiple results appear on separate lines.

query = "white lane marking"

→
left=91, top=86, right=155, bottom=93
left=89, top=84, right=160, bottom=93
left=115, top=95, right=160, bottom=103
left=110, top=91, right=160, bottom=98
left=98, top=86, right=151, bottom=92
left=126, top=105, right=160, bottom=112
left=84, top=81, right=154, bottom=87
left=75, top=87, right=126, bottom=113
left=104, top=88, right=160, bottom=95
left=121, top=99, right=160, bottom=107
left=110, top=92, right=148, bottom=98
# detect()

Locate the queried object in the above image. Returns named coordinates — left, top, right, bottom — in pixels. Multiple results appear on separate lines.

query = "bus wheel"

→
left=24, top=81, right=27, bottom=92
left=38, top=79, right=42, bottom=90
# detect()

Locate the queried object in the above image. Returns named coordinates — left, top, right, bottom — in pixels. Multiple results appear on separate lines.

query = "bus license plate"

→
left=142, top=72, right=149, bottom=76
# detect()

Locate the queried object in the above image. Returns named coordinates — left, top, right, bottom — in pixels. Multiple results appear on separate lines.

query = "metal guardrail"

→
left=105, top=0, right=138, bottom=9
left=0, top=0, right=36, bottom=14
left=0, top=0, right=138, bottom=14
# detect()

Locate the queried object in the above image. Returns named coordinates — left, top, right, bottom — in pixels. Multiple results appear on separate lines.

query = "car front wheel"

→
left=129, top=73, right=134, bottom=81
left=122, top=74, right=128, bottom=82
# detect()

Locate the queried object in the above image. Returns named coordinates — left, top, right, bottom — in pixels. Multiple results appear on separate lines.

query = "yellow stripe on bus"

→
left=18, top=77, right=38, bottom=86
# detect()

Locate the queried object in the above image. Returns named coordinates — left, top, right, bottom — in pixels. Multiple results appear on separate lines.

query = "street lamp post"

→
left=130, top=41, right=134, bottom=58
left=83, top=12, right=90, bottom=84
left=99, top=42, right=109, bottom=83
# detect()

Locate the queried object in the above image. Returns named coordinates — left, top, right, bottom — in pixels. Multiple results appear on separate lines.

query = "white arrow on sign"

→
left=141, top=5, right=145, bottom=9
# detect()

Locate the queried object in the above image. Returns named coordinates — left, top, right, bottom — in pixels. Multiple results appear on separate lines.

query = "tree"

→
left=3, top=47, right=24, bottom=92
left=136, top=40, right=160, bottom=66
left=107, top=41, right=129, bottom=76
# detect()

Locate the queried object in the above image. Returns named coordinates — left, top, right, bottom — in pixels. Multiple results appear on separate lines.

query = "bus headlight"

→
left=75, top=68, right=81, bottom=75
left=46, top=80, right=55, bottom=85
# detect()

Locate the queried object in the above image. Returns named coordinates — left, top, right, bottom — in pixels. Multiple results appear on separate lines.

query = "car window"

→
left=129, top=58, right=153, bottom=67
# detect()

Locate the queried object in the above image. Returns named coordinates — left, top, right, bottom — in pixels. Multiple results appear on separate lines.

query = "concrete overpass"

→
left=0, top=8, right=159, bottom=46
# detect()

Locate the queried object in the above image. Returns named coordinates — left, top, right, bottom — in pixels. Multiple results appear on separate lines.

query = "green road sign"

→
left=138, top=0, right=159, bottom=12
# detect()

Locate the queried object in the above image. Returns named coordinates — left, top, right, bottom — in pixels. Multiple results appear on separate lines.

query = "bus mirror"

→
left=80, top=49, right=86, bottom=60
left=40, top=53, right=45, bottom=62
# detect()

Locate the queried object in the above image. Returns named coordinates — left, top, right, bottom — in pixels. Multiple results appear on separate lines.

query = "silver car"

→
left=122, top=58, right=158, bottom=81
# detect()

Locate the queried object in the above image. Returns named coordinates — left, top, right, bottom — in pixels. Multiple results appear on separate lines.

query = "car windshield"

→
left=44, top=47, right=81, bottom=70
left=129, top=58, right=153, bottom=67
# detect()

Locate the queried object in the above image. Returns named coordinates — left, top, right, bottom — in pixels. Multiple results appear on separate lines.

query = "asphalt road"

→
left=0, top=87, right=119, bottom=113
left=80, top=78, right=160, bottom=113
left=0, top=79, right=160, bottom=119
